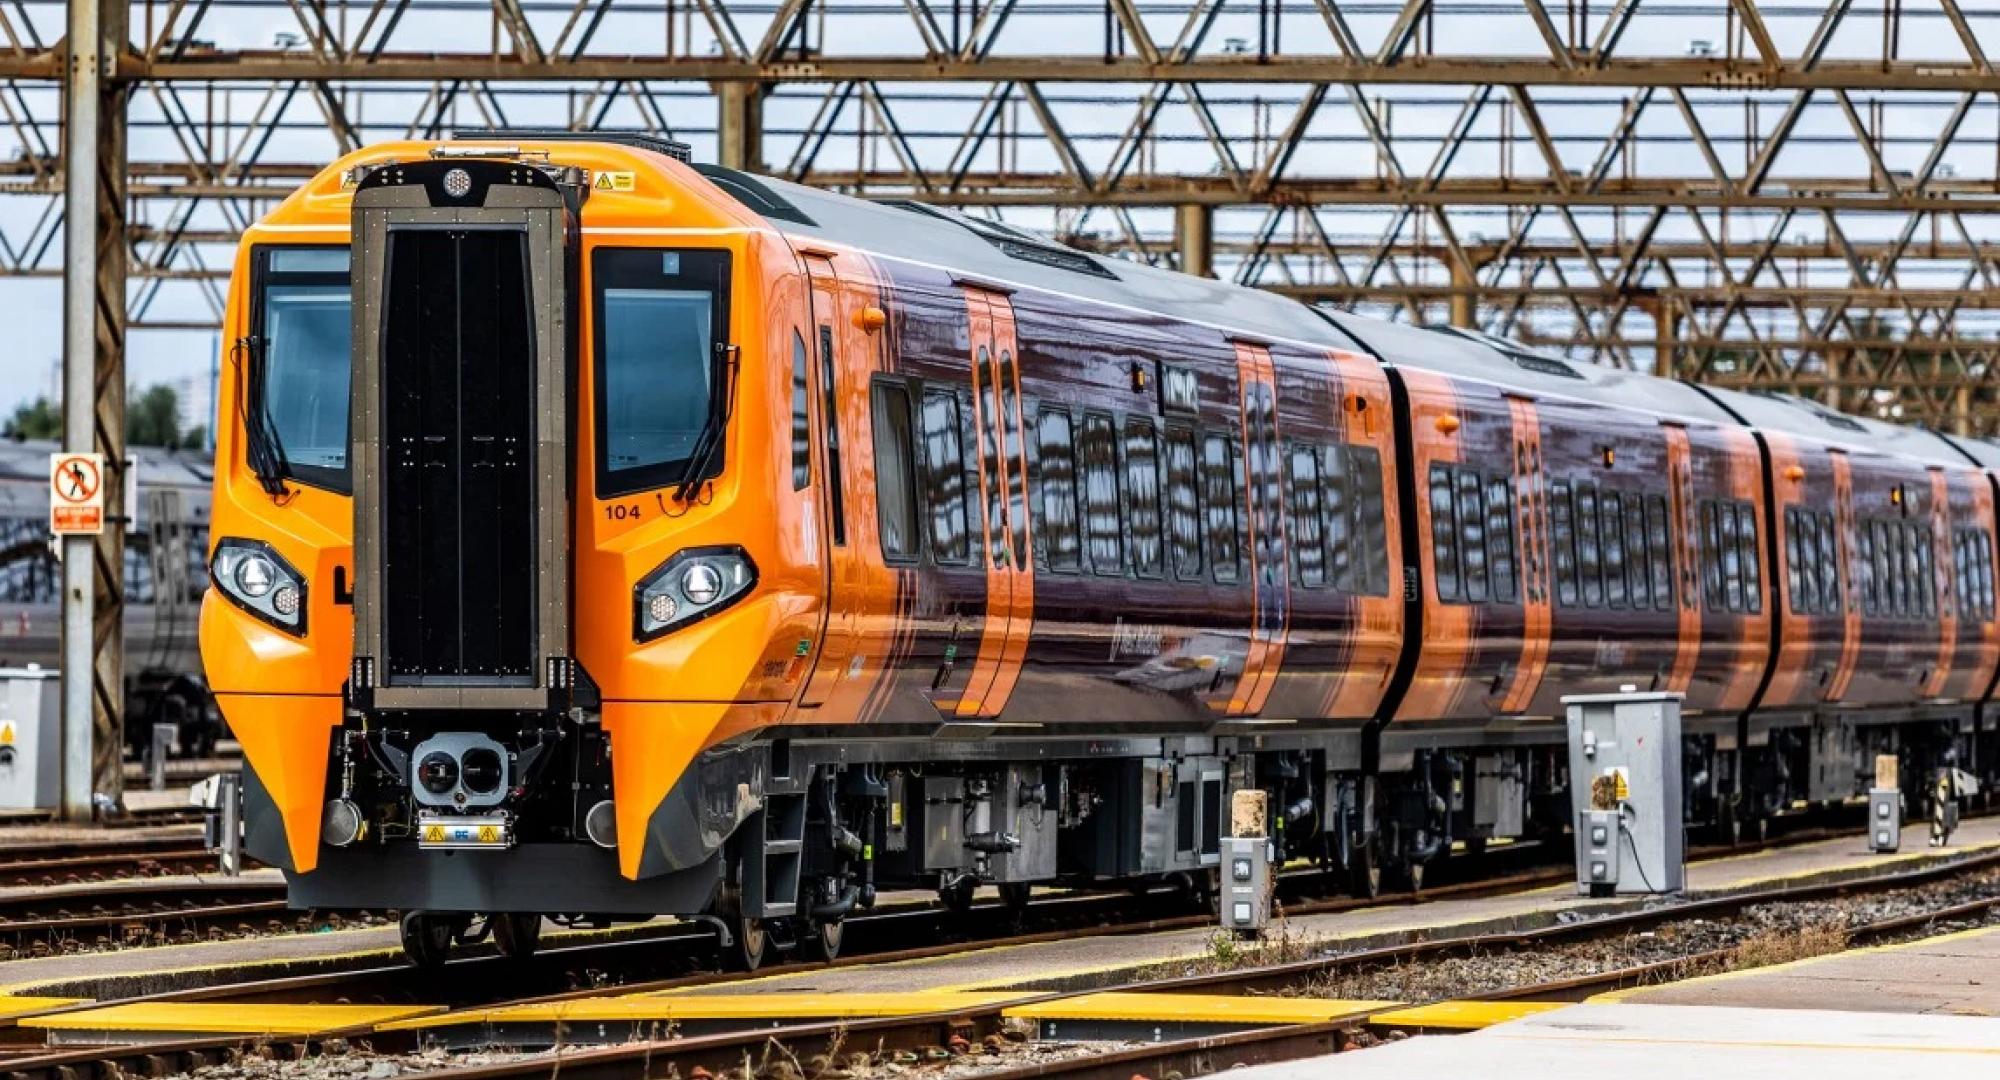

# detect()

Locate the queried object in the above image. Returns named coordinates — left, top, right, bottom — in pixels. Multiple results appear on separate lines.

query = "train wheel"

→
left=725, top=917, right=769, bottom=972
left=938, top=877, right=977, bottom=914
left=400, top=911, right=458, bottom=969
left=998, top=882, right=1032, bottom=928
left=492, top=913, right=542, bottom=960
left=1346, top=844, right=1382, bottom=900
left=797, top=917, right=844, bottom=963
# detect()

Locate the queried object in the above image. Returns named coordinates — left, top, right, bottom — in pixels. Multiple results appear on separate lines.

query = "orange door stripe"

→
left=1663, top=425, right=1702, bottom=695
left=1926, top=468, right=1956, bottom=699
left=1827, top=453, right=1862, bottom=701
left=1499, top=396, right=1550, bottom=715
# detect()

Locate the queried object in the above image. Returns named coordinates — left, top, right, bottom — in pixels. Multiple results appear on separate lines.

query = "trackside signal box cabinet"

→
left=0, top=668, right=58, bottom=810
left=1564, top=690, right=1685, bottom=896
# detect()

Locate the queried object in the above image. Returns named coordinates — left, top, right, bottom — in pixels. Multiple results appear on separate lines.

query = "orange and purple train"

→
left=201, top=133, right=2000, bottom=967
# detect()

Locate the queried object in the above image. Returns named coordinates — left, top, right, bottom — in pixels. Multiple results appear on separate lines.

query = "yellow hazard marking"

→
left=24, top=1003, right=443, bottom=1036
left=380, top=991, right=1031, bottom=1031
left=1607, top=767, right=1630, bottom=802
left=477, top=825, right=500, bottom=843
left=0, top=723, right=14, bottom=746
left=423, top=825, right=445, bottom=843
left=593, top=170, right=635, bottom=192
left=1006, top=992, right=1396, bottom=1026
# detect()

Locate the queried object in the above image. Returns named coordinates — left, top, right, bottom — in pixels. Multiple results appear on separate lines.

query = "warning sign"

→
left=49, top=452, right=105, bottom=536
left=423, top=824, right=446, bottom=843
left=592, top=170, right=635, bottom=192
left=0, top=723, right=14, bottom=746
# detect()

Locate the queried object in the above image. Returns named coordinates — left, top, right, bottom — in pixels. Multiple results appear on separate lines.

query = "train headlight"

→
left=634, top=545, right=756, bottom=641
left=234, top=555, right=276, bottom=598
left=211, top=538, right=308, bottom=636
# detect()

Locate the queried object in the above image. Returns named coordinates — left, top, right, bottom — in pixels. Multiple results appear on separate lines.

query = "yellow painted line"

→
left=0, top=996, right=87, bottom=1021
left=381, top=991, right=1032, bottom=1031
left=1591, top=922, right=2000, bottom=1004
left=1367, top=1000, right=1569, bottom=1030
left=1005, top=992, right=1397, bottom=1026
left=23, top=1003, right=445, bottom=1036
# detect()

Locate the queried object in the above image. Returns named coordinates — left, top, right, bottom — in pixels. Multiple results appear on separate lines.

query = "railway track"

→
left=6, top=845, right=1988, bottom=1080
left=0, top=816, right=1989, bottom=1080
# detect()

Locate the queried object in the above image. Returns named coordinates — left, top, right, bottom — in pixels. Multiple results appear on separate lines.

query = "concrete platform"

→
left=1233, top=1002, right=2000, bottom=1079
left=1610, top=922, right=2000, bottom=1015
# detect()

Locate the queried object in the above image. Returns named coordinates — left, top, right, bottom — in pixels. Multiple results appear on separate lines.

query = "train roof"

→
left=0, top=439, right=214, bottom=489
left=748, top=172, right=1364, bottom=354
left=1694, top=386, right=1971, bottom=466
left=724, top=168, right=1747, bottom=430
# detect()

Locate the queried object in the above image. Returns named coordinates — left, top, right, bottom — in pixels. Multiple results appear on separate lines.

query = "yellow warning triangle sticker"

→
left=594, top=172, right=612, bottom=190
left=423, top=824, right=445, bottom=842
left=478, top=825, right=499, bottom=843
left=0, top=723, right=14, bottom=746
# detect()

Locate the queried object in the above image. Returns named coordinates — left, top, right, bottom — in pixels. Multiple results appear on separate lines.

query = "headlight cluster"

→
left=211, top=538, right=308, bottom=635
left=634, top=546, right=755, bottom=641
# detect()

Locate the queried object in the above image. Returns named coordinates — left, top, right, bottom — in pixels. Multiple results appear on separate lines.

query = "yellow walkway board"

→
left=24, top=1003, right=445, bottom=1037
left=0, top=996, right=86, bottom=1021
left=1368, top=1000, right=1569, bottom=1030
left=1007, top=992, right=1398, bottom=1026
left=381, top=991, right=1031, bottom=1031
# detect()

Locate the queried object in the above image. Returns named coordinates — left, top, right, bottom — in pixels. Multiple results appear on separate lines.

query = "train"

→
left=201, top=132, right=2000, bottom=969
left=0, top=438, right=225, bottom=757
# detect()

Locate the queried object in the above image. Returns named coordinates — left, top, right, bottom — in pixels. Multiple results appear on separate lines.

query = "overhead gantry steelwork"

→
left=23, top=0, right=2000, bottom=438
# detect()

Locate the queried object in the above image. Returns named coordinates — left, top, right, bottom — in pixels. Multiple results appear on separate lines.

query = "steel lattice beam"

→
left=15, top=0, right=2000, bottom=435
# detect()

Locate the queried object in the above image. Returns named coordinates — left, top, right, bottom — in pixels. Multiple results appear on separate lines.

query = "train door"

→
left=1229, top=341, right=1287, bottom=715
left=954, top=287, right=1035, bottom=718
left=800, top=254, right=864, bottom=707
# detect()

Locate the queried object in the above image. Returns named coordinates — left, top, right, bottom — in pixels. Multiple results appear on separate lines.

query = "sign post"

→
left=50, top=452, right=105, bottom=821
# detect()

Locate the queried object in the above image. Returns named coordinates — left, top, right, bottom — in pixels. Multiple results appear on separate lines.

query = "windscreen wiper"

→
left=672, top=342, right=741, bottom=503
left=231, top=335, right=293, bottom=499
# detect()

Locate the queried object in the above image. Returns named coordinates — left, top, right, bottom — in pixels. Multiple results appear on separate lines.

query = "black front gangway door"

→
left=379, top=226, right=538, bottom=684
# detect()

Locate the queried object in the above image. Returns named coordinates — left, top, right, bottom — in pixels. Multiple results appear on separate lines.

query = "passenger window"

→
left=1576, top=483, right=1602, bottom=608
left=1602, top=491, right=1626, bottom=609
left=1429, top=465, right=1460, bottom=603
left=921, top=390, right=971, bottom=564
left=1166, top=428, right=1201, bottom=580
left=1488, top=476, right=1518, bottom=604
left=1551, top=480, right=1578, bottom=607
left=1456, top=469, right=1488, bottom=603
left=1033, top=407, right=1079, bottom=571
left=1917, top=525, right=1937, bottom=617
left=1345, top=445, right=1390, bottom=596
left=1081, top=412, right=1122, bottom=575
left=870, top=381, right=920, bottom=561
left=819, top=325, right=846, bottom=546
left=1858, top=518, right=1877, bottom=614
left=1289, top=446, right=1326, bottom=587
left=1785, top=508, right=1805, bottom=612
left=791, top=331, right=811, bottom=490
left=1701, top=501, right=1725, bottom=611
left=1202, top=433, right=1240, bottom=583
left=1646, top=495, right=1673, bottom=611
left=1816, top=512, right=1839, bottom=614
left=1321, top=446, right=1350, bottom=589
left=1741, top=503, right=1762, bottom=613
left=1622, top=495, right=1648, bottom=609
left=1124, top=417, right=1163, bottom=578
left=999, top=353, right=1027, bottom=565
left=974, top=349, right=1005, bottom=566
left=1720, top=503, right=1744, bottom=612
left=1976, top=530, right=1992, bottom=620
